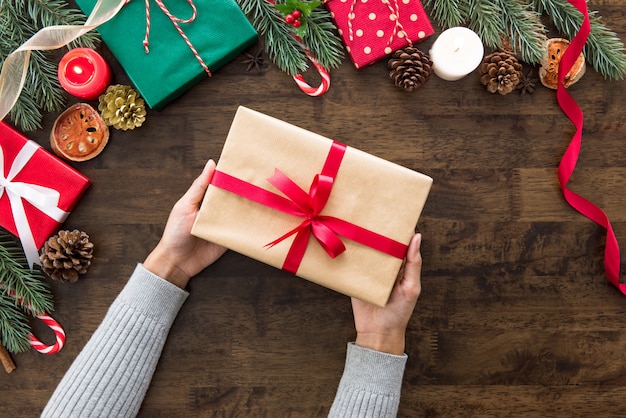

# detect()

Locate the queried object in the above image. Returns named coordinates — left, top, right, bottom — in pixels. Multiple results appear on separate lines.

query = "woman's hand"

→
left=351, top=233, right=422, bottom=355
left=143, top=159, right=227, bottom=288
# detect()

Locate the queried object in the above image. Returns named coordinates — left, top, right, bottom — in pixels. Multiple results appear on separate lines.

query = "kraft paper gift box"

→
left=191, top=107, right=432, bottom=307
left=76, top=0, right=257, bottom=110
left=326, top=0, right=435, bottom=69
left=0, top=122, right=91, bottom=266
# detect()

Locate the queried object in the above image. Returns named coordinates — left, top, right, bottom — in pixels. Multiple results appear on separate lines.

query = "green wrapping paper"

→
left=76, top=0, right=257, bottom=109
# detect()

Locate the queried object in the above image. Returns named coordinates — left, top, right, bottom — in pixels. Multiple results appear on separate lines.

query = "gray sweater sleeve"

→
left=329, top=343, right=408, bottom=417
left=41, top=264, right=188, bottom=418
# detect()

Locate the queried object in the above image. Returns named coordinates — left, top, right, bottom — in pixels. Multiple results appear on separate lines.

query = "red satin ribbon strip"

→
left=210, top=141, right=408, bottom=273
left=558, top=0, right=623, bottom=292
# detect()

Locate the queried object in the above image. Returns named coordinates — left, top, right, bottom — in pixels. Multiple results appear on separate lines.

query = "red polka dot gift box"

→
left=326, top=0, right=434, bottom=69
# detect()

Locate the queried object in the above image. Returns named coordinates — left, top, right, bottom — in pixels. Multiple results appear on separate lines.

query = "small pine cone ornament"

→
left=478, top=51, right=524, bottom=95
left=40, top=230, right=94, bottom=282
left=98, top=84, right=146, bottom=130
left=388, top=46, right=433, bottom=91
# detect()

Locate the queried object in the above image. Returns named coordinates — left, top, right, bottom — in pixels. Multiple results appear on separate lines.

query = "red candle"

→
left=58, top=48, right=112, bottom=100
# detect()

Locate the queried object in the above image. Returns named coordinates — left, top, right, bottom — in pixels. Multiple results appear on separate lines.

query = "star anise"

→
left=241, top=49, right=266, bottom=73
left=516, top=68, right=538, bottom=95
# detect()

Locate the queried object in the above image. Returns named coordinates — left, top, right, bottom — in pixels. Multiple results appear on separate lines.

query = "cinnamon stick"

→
left=0, top=342, right=16, bottom=374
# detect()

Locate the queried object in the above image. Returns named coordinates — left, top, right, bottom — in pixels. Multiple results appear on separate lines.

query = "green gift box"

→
left=76, top=0, right=257, bottom=109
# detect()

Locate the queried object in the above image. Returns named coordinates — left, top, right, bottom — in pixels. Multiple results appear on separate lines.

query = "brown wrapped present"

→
left=191, top=107, right=432, bottom=306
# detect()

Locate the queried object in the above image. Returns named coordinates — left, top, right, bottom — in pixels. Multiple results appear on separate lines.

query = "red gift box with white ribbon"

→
left=0, top=121, right=91, bottom=267
left=326, top=0, right=434, bottom=69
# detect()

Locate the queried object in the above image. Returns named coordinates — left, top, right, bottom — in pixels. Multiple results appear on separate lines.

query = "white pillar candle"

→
left=429, top=27, right=484, bottom=81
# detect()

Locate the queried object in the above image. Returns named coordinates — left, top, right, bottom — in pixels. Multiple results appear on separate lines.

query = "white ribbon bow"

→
left=0, top=142, right=69, bottom=268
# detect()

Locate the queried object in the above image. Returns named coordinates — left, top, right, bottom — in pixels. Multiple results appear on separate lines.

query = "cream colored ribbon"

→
left=0, top=142, right=69, bottom=268
left=0, top=0, right=126, bottom=123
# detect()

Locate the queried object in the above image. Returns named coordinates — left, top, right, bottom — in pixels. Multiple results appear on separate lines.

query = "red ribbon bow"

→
left=558, top=0, right=622, bottom=292
left=211, top=141, right=408, bottom=273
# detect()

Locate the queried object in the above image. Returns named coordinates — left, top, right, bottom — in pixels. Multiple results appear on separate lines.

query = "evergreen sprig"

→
left=0, top=229, right=54, bottom=353
left=237, top=0, right=308, bottom=75
left=236, top=0, right=343, bottom=76
left=534, top=0, right=626, bottom=80
left=423, top=0, right=626, bottom=80
left=0, top=0, right=100, bottom=131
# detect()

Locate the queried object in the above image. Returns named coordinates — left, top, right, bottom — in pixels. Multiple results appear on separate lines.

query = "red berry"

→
left=293, top=18, right=301, bottom=28
left=285, top=13, right=295, bottom=24
left=292, top=9, right=301, bottom=18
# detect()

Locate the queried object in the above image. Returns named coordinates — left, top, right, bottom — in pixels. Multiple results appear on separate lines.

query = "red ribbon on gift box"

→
left=211, top=141, right=408, bottom=273
left=558, top=0, right=623, bottom=291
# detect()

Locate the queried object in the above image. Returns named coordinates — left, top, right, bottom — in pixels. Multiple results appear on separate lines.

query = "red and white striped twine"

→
left=142, top=0, right=212, bottom=76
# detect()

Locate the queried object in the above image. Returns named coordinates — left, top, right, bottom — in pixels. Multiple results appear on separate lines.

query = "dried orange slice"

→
left=51, top=103, right=109, bottom=162
left=539, top=38, right=586, bottom=90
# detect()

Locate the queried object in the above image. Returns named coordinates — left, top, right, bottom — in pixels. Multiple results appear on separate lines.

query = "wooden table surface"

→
left=3, top=2, right=626, bottom=416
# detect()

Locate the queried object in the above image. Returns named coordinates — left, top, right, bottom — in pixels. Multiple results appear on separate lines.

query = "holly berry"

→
left=293, top=18, right=301, bottom=28
left=285, top=13, right=295, bottom=24
left=292, top=9, right=302, bottom=19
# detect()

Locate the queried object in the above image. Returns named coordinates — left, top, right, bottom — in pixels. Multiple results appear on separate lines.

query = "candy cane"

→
left=266, top=0, right=331, bottom=96
left=2, top=286, right=66, bottom=354
left=28, top=313, right=66, bottom=354
left=292, top=50, right=331, bottom=96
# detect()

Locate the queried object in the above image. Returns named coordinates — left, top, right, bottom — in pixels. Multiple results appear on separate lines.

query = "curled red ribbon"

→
left=558, top=0, right=623, bottom=292
left=211, top=141, right=408, bottom=273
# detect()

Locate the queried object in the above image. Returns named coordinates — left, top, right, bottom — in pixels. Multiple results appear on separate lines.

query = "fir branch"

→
left=466, top=0, right=506, bottom=50
left=25, top=0, right=100, bottom=49
left=236, top=0, right=308, bottom=75
left=0, top=230, right=54, bottom=317
left=28, top=50, right=66, bottom=113
left=422, top=0, right=468, bottom=29
left=0, top=0, right=100, bottom=131
left=534, top=0, right=626, bottom=80
left=0, top=293, right=32, bottom=354
left=302, top=7, right=344, bottom=69
left=497, top=0, right=546, bottom=64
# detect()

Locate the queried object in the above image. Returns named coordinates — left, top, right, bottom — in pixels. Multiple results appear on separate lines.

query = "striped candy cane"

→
left=28, top=313, right=66, bottom=354
left=266, top=0, right=331, bottom=96
left=3, top=287, right=66, bottom=355
left=293, top=50, right=331, bottom=96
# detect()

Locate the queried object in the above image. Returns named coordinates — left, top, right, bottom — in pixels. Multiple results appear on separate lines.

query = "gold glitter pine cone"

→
left=40, top=230, right=94, bottom=283
left=388, top=46, right=433, bottom=92
left=98, top=84, right=146, bottom=130
left=478, top=51, right=524, bottom=95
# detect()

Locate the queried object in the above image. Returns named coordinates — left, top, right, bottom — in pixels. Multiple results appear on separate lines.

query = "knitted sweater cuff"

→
left=116, top=264, right=189, bottom=328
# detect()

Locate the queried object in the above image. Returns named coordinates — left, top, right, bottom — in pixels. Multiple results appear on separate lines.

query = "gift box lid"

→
left=75, top=0, right=258, bottom=109
left=0, top=121, right=91, bottom=249
left=191, top=107, right=433, bottom=307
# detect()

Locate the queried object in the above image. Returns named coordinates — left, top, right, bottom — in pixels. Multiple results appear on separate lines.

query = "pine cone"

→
left=388, top=46, right=433, bottom=92
left=98, top=84, right=146, bottom=130
left=40, top=230, right=94, bottom=283
left=478, top=51, right=524, bottom=95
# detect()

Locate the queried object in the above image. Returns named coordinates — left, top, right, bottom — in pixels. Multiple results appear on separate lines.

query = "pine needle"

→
left=237, top=0, right=308, bottom=75
left=236, top=0, right=343, bottom=76
left=302, top=7, right=344, bottom=70
left=422, top=0, right=626, bottom=80
left=498, top=0, right=546, bottom=64
left=0, top=229, right=54, bottom=353
left=534, top=0, right=626, bottom=80
left=422, top=0, right=468, bottom=29
left=0, top=0, right=100, bottom=131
